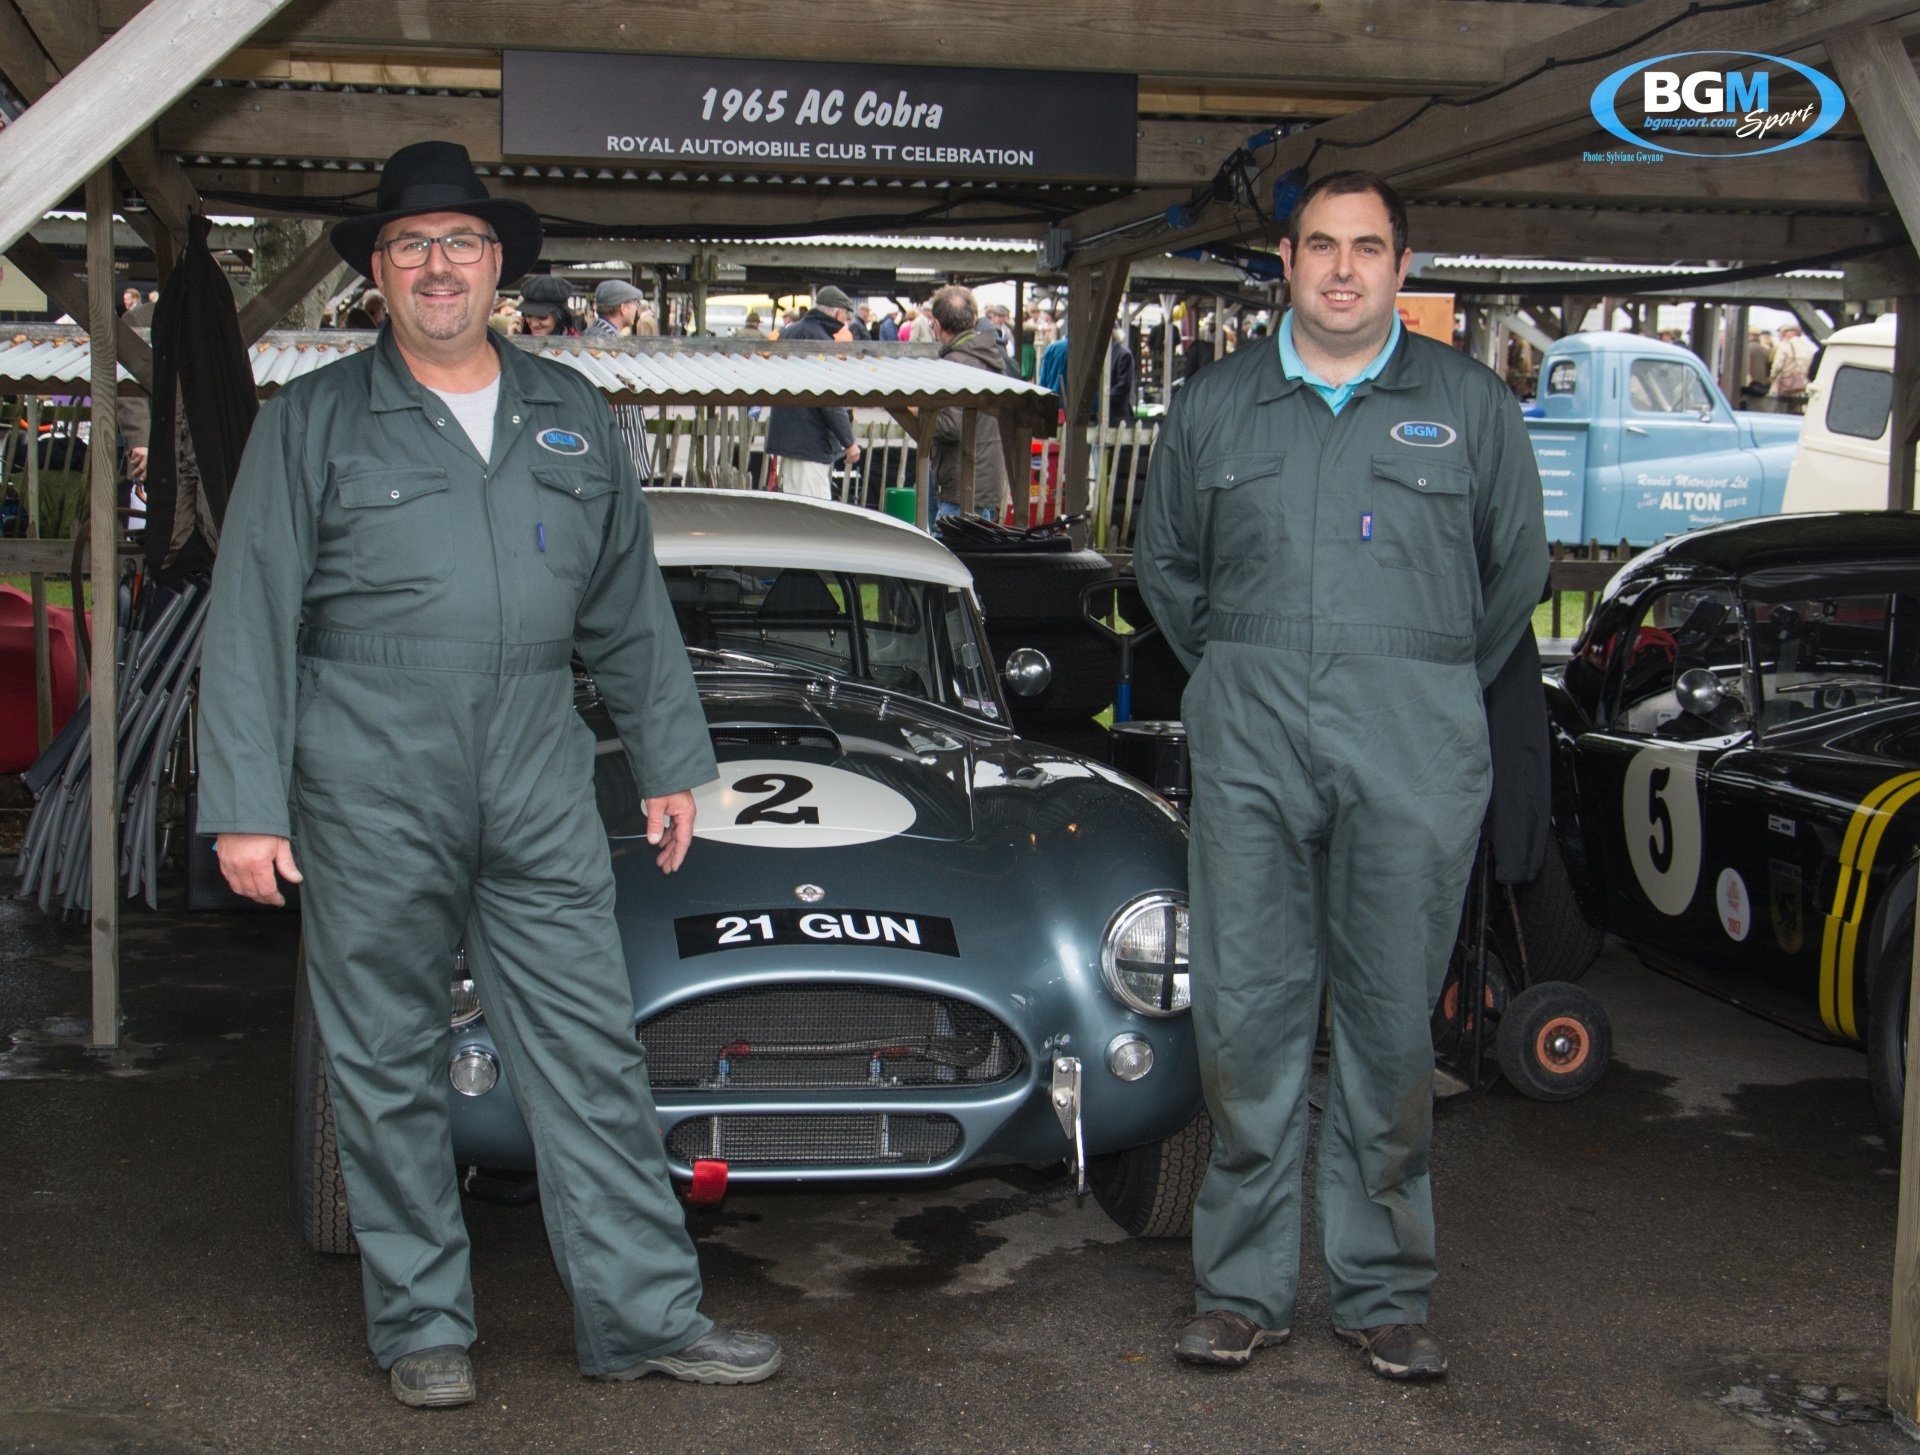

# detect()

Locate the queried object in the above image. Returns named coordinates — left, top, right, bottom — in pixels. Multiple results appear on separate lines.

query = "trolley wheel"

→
left=1495, top=982, right=1611, bottom=1102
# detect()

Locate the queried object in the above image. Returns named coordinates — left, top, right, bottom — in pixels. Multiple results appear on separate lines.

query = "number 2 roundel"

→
left=692, top=759, right=918, bottom=848
left=1622, top=745, right=1703, bottom=916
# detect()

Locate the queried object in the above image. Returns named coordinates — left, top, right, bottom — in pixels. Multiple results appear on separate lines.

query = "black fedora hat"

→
left=332, top=141, right=542, bottom=282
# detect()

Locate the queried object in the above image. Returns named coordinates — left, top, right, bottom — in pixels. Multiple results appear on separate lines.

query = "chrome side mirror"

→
left=1675, top=667, right=1726, bottom=717
left=1003, top=648, right=1052, bottom=697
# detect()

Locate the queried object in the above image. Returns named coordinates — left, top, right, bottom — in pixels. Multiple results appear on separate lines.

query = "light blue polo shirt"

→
left=1277, top=308, right=1403, bottom=415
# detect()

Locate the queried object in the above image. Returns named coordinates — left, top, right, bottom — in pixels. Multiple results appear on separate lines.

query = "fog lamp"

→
left=1107, top=1033, right=1155, bottom=1082
left=449, top=1046, right=499, bottom=1097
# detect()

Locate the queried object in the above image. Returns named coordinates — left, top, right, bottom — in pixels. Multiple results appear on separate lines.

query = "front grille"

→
left=667, top=1113, right=961, bottom=1167
left=640, top=986, right=1024, bottom=1091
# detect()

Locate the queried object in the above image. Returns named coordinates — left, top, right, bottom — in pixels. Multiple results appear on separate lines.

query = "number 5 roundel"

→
left=691, top=759, right=918, bottom=847
left=1622, top=745, right=1703, bottom=916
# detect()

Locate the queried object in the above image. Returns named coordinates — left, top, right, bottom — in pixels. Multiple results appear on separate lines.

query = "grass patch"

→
left=0, top=574, right=92, bottom=610
left=1533, top=589, right=1601, bottom=641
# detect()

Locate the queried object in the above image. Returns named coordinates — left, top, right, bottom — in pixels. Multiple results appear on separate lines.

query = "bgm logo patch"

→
left=1390, top=420, right=1457, bottom=448
left=537, top=428, right=590, bottom=456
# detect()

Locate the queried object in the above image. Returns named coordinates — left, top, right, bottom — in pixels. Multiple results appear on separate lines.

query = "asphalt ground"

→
left=0, top=885, right=1912, bottom=1455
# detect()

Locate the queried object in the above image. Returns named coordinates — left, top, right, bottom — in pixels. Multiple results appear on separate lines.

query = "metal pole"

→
left=84, top=166, right=120, bottom=1048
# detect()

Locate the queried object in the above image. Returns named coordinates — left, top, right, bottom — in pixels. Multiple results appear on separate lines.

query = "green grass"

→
left=0, top=575, right=93, bottom=609
left=1533, top=589, right=1600, bottom=641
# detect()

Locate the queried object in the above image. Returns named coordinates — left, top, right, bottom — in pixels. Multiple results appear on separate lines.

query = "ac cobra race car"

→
left=292, top=489, right=1205, bottom=1252
left=1543, top=512, right=1920, bottom=1142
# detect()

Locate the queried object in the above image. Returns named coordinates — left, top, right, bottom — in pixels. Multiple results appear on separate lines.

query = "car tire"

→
left=960, top=549, right=1116, bottom=624
left=291, top=937, right=356, bottom=1256
left=1087, top=1109, right=1212, bottom=1238
left=1868, top=903, right=1913, bottom=1149
left=1495, top=982, right=1611, bottom=1102
left=1510, top=839, right=1604, bottom=984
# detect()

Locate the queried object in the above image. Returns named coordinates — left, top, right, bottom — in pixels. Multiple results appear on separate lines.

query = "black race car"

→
left=1544, top=512, right=1920, bottom=1141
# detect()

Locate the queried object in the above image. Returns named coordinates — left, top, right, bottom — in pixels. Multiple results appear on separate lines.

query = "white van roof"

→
left=1820, top=314, right=1895, bottom=348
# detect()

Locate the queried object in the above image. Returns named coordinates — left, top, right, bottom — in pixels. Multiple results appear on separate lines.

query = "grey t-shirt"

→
left=429, top=376, right=501, bottom=462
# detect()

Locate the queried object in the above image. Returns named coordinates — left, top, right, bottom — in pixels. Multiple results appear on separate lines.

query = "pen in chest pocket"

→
left=536, top=521, right=546, bottom=552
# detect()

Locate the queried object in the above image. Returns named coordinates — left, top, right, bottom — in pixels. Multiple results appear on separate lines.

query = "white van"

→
left=1781, top=313, right=1909, bottom=511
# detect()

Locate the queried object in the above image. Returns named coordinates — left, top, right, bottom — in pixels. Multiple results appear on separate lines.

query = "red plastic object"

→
left=686, top=1158, right=729, bottom=1205
left=0, top=585, right=81, bottom=773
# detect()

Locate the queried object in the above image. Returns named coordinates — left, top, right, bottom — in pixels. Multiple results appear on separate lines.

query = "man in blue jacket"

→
left=766, top=285, right=861, bottom=497
left=1138, top=171, right=1545, bottom=1384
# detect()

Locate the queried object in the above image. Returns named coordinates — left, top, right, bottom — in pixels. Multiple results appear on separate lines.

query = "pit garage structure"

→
left=7, top=0, right=1920, bottom=1426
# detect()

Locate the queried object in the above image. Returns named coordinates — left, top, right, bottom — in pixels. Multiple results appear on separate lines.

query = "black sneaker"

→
left=1333, top=1323, right=1448, bottom=1380
left=1174, top=1309, right=1291, bottom=1367
left=608, top=1327, right=783, bottom=1385
left=388, top=1344, right=475, bottom=1408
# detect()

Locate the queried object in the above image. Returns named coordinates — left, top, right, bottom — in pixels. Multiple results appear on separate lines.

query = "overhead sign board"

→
left=502, top=52, right=1137, bottom=182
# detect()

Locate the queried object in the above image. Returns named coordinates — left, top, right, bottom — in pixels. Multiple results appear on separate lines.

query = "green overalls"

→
left=198, top=330, right=719, bottom=1374
left=1137, top=327, right=1545, bottom=1332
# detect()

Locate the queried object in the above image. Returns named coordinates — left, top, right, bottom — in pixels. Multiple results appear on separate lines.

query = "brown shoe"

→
left=1333, top=1322, right=1448, bottom=1380
left=1174, top=1309, right=1291, bottom=1366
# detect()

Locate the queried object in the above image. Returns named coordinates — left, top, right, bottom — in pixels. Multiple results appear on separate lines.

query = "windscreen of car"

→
left=1607, top=585, right=1747, bottom=737
left=1741, top=572, right=1920, bottom=728
left=661, top=563, right=1002, bottom=716
left=1824, top=364, right=1893, bottom=442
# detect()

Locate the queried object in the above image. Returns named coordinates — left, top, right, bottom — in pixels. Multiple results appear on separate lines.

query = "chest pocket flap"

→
left=533, top=464, right=620, bottom=503
left=336, top=467, right=450, bottom=509
left=1372, top=454, right=1470, bottom=498
left=1196, top=454, right=1283, bottom=561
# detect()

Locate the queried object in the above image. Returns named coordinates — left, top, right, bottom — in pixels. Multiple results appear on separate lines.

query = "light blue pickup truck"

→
left=1525, top=332, right=1802, bottom=546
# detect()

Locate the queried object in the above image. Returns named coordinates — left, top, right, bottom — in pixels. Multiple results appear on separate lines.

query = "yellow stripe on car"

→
left=1822, top=770, right=1920, bottom=1036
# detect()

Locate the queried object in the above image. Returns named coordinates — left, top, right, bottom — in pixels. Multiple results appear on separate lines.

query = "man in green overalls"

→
left=1138, top=171, right=1545, bottom=1382
left=198, top=142, right=781, bottom=1408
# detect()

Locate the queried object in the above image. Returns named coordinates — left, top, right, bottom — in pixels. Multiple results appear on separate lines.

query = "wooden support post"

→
left=1002, top=417, right=1032, bottom=529
left=85, top=166, right=120, bottom=1050
left=1062, top=260, right=1129, bottom=542
left=27, top=395, right=51, bottom=748
left=1892, top=301, right=1920, bottom=513
left=1724, top=304, right=1751, bottom=405
left=237, top=232, right=343, bottom=343
left=915, top=409, right=938, bottom=530
left=4, top=231, right=155, bottom=389
left=0, top=0, right=296, bottom=253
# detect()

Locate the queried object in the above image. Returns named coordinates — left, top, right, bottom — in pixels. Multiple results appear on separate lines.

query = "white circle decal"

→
left=692, top=759, right=917, bottom=848
left=1716, top=868, right=1751, bottom=942
left=1622, top=746, right=1702, bottom=917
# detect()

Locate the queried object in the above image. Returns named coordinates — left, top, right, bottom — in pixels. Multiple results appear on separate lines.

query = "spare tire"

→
left=961, top=549, right=1116, bottom=626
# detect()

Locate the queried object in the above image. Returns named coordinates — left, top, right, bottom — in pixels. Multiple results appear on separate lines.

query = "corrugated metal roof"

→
left=0, top=327, right=1057, bottom=426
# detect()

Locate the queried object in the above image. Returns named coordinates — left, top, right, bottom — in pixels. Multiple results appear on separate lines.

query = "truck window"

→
left=1546, top=359, right=1578, bottom=395
left=1825, top=364, right=1893, bottom=441
left=1628, top=359, right=1712, bottom=415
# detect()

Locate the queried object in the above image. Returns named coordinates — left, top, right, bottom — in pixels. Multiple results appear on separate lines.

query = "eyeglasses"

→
left=376, top=231, right=498, bottom=269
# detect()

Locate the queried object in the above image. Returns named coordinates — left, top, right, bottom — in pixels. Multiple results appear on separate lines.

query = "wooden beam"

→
left=1060, top=259, right=1129, bottom=530
left=161, top=89, right=1281, bottom=191
left=1828, top=25, right=1920, bottom=260
left=0, top=1, right=60, bottom=103
left=1067, top=0, right=1920, bottom=268
left=0, top=0, right=295, bottom=254
left=3, top=230, right=154, bottom=388
left=1893, top=300, right=1920, bottom=512
left=84, top=163, right=119, bottom=1050
left=1429, top=140, right=1884, bottom=211
left=1401, top=204, right=1903, bottom=265
left=235, top=229, right=342, bottom=343
left=107, top=0, right=1596, bottom=91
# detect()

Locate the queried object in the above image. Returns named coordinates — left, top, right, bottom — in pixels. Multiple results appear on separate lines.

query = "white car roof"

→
left=1821, top=313, right=1895, bottom=349
left=644, top=488, right=974, bottom=589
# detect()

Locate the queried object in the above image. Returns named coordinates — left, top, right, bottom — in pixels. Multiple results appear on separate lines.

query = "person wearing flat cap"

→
left=583, top=279, right=656, bottom=476
left=765, top=284, right=861, bottom=498
left=515, top=272, right=577, bottom=336
left=196, top=140, right=781, bottom=1410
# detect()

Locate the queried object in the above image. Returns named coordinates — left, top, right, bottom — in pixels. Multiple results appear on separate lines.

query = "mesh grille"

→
left=667, top=1113, right=961, bottom=1167
left=709, top=727, right=840, bottom=752
left=640, top=986, right=1023, bottom=1090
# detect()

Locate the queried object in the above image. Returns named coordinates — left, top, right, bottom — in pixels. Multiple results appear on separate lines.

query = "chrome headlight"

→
left=1100, top=893, right=1190, bottom=1016
left=451, top=973, right=482, bottom=1029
